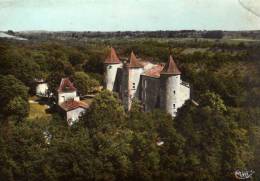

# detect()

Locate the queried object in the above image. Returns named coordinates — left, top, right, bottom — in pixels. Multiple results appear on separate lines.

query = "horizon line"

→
left=2, top=29, right=260, bottom=32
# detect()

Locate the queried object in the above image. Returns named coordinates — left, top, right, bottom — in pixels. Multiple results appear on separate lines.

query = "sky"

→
left=0, top=0, right=260, bottom=31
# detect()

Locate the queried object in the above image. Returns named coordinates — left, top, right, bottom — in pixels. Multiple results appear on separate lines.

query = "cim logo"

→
left=234, top=170, right=255, bottom=180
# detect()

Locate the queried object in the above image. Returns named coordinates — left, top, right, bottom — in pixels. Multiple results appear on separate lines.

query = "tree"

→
left=0, top=75, right=29, bottom=123
left=127, top=101, right=185, bottom=180
left=84, top=53, right=104, bottom=74
left=43, top=122, right=95, bottom=181
left=46, top=59, right=76, bottom=97
left=199, top=91, right=227, bottom=113
left=202, top=31, right=224, bottom=39
left=4, top=97, right=29, bottom=122
left=71, top=72, right=99, bottom=96
left=68, top=50, right=85, bottom=66
left=46, top=72, right=65, bottom=97
left=0, top=49, right=41, bottom=92
left=83, top=90, right=125, bottom=133
left=175, top=98, right=252, bottom=180
left=82, top=90, right=132, bottom=180
left=0, top=120, right=48, bottom=181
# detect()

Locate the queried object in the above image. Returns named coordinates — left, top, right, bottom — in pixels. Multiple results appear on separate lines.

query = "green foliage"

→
left=0, top=49, right=41, bottom=92
left=175, top=100, right=252, bottom=180
left=0, top=120, right=47, bottom=181
left=202, top=31, right=224, bottom=39
left=0, top=38, right=259, bottom=180
left=0, top=75, right=29, bottom=122
left=0, top=90, right=255, bottom=181
left=84, top=53, right=104, bottom=74
left=71, top=72, right=99, bottom=96
left=5, top=97, right=29, bottom=122
left=83, top=90, right=126, bottom=133
left=68, top=50, right=85, bottom=66
left=82, top=91, right=133, bottom=180
left=128, top=101, right=185, bottom=180
left=199, top=91, right=227, bottom=112
left=46, top=71, right=65, bottom=96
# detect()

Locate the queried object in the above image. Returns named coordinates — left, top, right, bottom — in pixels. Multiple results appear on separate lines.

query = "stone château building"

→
left=104, top=47, right=190, bottom=117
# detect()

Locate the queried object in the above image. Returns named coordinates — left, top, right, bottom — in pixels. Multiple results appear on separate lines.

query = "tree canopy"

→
left=0, top=75, right=29, bottom=123
left=71, top=72, right=99, bottom=96
left=0, top=37, right=259, bottom=180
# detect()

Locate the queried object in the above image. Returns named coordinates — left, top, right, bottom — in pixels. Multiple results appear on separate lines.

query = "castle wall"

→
left=104, top=63, right=122, bottom=91
left=179, top=83, right=190, bottom=106
left=120, top=66, right=130, bottom=110
left=141, top=76, right=160, bottom=111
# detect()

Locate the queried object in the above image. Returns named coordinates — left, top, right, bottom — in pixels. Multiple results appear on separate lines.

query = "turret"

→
left=122, top=51, right=144, bottom=110
left=104, top=47, right=122, bottom=91
left=160, top=55, right=181, bottom=117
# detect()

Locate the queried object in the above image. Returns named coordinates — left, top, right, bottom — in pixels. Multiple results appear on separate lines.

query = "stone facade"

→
left=36, top=82, right=48, bottom=97
left=104, top=48, right=190, bottom=117
left=58, top=91, right=79, bottom=105
left=65, top=107, right=86, bottom=126
left=35, top=79, right=48, bottom=97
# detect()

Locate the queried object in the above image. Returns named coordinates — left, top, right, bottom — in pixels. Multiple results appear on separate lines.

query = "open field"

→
left=28, top=97, right=52, bottom=120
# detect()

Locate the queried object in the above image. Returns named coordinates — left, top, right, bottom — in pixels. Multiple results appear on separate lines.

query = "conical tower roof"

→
left=161, top=55, right=181, bottom=75
left=104, top=47, right=121, bottom=64
left=127, top=51, right=143, bottom=68
left=58, top=78, right=77, bottom=92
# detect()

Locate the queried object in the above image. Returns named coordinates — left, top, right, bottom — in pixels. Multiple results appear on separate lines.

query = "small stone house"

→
left=35, top=79, right=48, bottom=97
left=57, top=78, right=89, bottom=125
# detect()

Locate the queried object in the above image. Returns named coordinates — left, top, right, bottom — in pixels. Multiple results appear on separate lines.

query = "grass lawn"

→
left=28, top=97, right=52, bottom=120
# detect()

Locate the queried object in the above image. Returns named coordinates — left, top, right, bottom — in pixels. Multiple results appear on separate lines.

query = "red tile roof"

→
left=161, top=55, right=181, bottom=75
left=127, top=51, right=144, bottom=68
left=104, top=47, right=121, bottom=64
left=57, top=78, right=77, bottom=92
left=143, top=64, right=164, bottom=78
left=59, top=100, right=89, bottom=111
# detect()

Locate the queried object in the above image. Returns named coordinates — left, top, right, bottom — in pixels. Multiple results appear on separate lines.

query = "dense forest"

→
left=0, top=36, right=259, bottom=180
left=9, top=30, right=260, bottom=40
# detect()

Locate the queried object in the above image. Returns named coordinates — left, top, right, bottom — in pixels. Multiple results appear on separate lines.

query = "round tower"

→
left=104, top=47, right=122, bottom=91
left=125, top=51, right=144, bottom=110
left=160, top=55, right=181, bottom=117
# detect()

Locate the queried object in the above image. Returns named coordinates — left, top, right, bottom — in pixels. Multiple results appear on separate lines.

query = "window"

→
left=108, top=65, right=112, bottom=69
left=173, top=90, right=176, bottom=94
left=132, top=83, right=136, bottom=89
left=173, top=104, right=176, bottom=109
